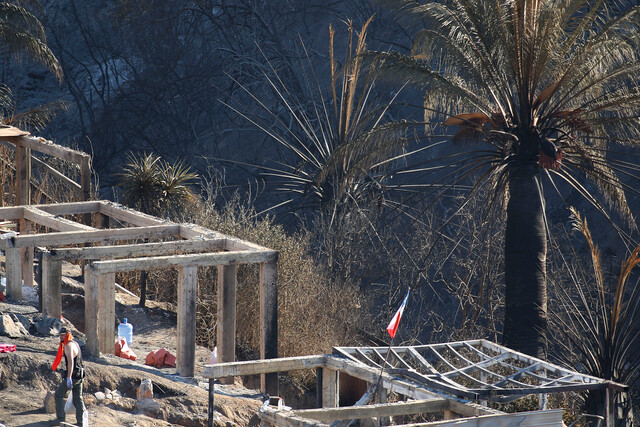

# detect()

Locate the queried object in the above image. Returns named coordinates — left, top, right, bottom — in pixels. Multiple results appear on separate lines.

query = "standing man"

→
left=53, top=326, right=85, bottom=425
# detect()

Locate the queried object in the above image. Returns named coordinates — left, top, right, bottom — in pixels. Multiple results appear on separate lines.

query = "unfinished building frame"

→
left=0, top=200, right=278, bottom=389
left=204, top=340, right=625, bottom=427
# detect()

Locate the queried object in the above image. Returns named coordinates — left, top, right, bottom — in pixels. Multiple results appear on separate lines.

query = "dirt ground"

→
left=0, top=263, right=264, bottom=427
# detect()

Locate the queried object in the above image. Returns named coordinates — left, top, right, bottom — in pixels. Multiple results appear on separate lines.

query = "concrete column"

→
left=260, top=261, right=278, bottom=396
left=177, top=266, right=197, bottom=377
left=20, top=220, right=34, bottom=287
left=217, top=264, right=237, bottom=385
left=42, top=251, right=62, bottom=318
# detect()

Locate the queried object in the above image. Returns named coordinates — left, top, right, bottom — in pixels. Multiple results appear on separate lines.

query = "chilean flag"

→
left=386, top=289, right=410, bottom=339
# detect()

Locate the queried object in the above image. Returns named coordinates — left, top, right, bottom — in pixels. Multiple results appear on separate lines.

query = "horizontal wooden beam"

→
left=98, top=201, right=166, bottom=226
left=90, top=249, right=278, bottom=273
left=23, top=207, right=95, bottom=232
left=50, top=238, right=225, bottom=261
left=1, top=224, right=181, bottom=249
left=179, top=223, right=227, bottom=240
left=34, top=201, right=102, bottom=216
left=0, top=206, right=24, bottom=220
left=203, top=355, right=327, bottom=378
left=5, top=135, right=89, bottom=164
left=405, top=409, right=563, bottom=426
left=259, top=406, right=328, bottom=427
left=295, top=399, right=450, bottom=423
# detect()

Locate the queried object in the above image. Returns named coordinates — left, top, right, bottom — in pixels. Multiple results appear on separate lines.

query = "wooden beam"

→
left=42, top=251, right=62, bottom=319
left=34, top=201, right=101, bottom=216
left=260, top=260, right=278, bottom=396
left=20, top=219, right=34, bottom=287
left=80, top=156, right=91, bottom=202
left=177, top=266, right=198, bottom=377
left=50, top=238, right=225, bottom=261
left=84, top=266, right=99, bottom=356
left=5, top=247, right=22, bottom=299
left=217, top=264, right=237, bottom=385
left=97, top=272, right=116, bottom=355
left=7, top=135, right=89, bottom=164
left=395, top=409, right=563, bottom=426
left=6, top=224, right=181, bottom=248
left=203, top=355, right=327, bottom=378
left=22, top=207, right=95, bottom=231
left=258, top=405, right=329, bottom=427
left=295, top=399, right=450, bottom=423
left=322, top=368, right=338, bottom=408
left=15, top=141, right=30, bottom=206
left=98, top=201, right=166, bottom=227
left=89, top=249, right=277, bottom=274
left=179, top=223, right=226, bottom=240
left=0, top=206, right=24, bottom=220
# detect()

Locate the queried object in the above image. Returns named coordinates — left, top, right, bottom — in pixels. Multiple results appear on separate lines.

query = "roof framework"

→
left=334, top=340, right=625, bottom=402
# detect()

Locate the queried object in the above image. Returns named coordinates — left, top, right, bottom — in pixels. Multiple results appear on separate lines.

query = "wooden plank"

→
left=0, top=206, right=24, bottom=220
left=90, top=249, right=277, bottom=274
left=97, top=272, right=116, bottom=355
left=6, top=135, right=88, bottom=164
left=322, top=368, right=338, bottom=408
left=15, top=142, right=30, bottom=206
left=5, top=247, right=22, bottom=299
left=84, top=266, right=99, bottom=356
left=260, top=261, right=278, bottom=395
left=42, top=251, right=62, bottom=319
left=258, top=406, right=329, bottom=427
left=203, top=355, right=327, bottom=378
left=34, top=201, right=101, bottom=216
left=217, top=264, right=237, bottom=385
left=80, top=156, right=91, bottom=202
left=295, top=399, right=450, bottom=423
left=179, top=223, right=226, bottom=240
left=98, top=201, right=166, bottom=227
left=177, top=266, right=198, bottom=377
left=51, top=238, right=224, bottom=261
left=8, top=224, right=181, bottom=248
left=20, top=219, right=34, bottom=287
left=395, top=409, right=563, bottom=426
left=22, top=207, right=96, bottom=231
left=0, top=125, right=29, bottom=137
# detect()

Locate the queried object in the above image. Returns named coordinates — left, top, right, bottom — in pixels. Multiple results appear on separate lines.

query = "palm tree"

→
left=369, top=0, right=640, bottom=358
left=0, top=1, right=62, bottom=81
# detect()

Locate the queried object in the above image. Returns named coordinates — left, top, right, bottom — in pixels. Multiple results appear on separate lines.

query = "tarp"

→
left=0, top=343, right=16, bottom=353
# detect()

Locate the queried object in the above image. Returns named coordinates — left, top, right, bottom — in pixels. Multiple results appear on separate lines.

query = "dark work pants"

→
left=54, top=377, right=84, bottom=424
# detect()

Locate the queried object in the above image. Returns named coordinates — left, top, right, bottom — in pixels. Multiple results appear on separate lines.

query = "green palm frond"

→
left=0, top=1, right=62, bottom=81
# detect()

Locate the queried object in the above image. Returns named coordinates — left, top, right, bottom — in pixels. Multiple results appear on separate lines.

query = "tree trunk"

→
left=138, top=270, right=148, bottom=307
left=502, top=164, right=548, bottom=359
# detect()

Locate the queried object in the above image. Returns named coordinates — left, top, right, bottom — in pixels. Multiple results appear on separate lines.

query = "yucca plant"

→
left=551, top=207, right=640, bottom=423
left=118, top=152, right=198, bottom=306
left=368, top=0, right=640, bottom=358
left=222, top=17, right=418, bottom=226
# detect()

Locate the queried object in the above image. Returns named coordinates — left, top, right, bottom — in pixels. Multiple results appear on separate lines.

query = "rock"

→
left=135, top=398, right=161, bottom=417
left=94, top=391, right=106, bottom=401
left=43, top=391, right=56, bottom=413
left=0, top=314, right=27, bottom=338
left=10, top=313, right=32, bottom=332
left=137, top=379, right=153, bottom=400
left=35, top=317, right=62, bottom=336
left=8, top=314, right=28, bottom=336
left=104, top=387, right=112, bottom=395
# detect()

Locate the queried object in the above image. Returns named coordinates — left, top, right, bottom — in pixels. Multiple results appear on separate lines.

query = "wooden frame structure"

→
left=204, top=340, right=627, bottom=427
left=0, top=200, right=278, bottom=385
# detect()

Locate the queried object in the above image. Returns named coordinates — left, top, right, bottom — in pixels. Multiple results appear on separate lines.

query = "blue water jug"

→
left=118, top=318, right=133, bottom=345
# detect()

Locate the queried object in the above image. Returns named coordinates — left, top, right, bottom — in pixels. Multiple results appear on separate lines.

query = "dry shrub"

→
left=188, top=190, right=366, bottom=372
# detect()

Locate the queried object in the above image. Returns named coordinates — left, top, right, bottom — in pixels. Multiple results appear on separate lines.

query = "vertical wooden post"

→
left=606, top=388, right=615, bottom=427
left=321, top=368, right=339, bottom=408
left=20, top=220, right=34, bottom=287
left=177, top=265, right=197, bottom=377
left=5, top=246, right=22, bottom=299
left=80, top=156, right=91, bottom=225
left=84, top=266, right=99, bottom=357
left=34, top=249, right=43, bottom=311
left=217, top=264, right=237, bottom=385
left=15, top=141, right=30, bottom=206
left=376, top=384, right=390, bottom=426
left=316, top=368, right=323, bottom=408
left=260, top=261, right=278, bottom=396
left=208, top=378, right=215, bottom=427
left=97, top=272, right=116, bottom=355
left=42, top=251, right=62, bottom=318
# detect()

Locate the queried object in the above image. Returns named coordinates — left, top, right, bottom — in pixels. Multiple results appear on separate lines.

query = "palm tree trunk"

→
left=502, top=164, right=548, bottom=359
